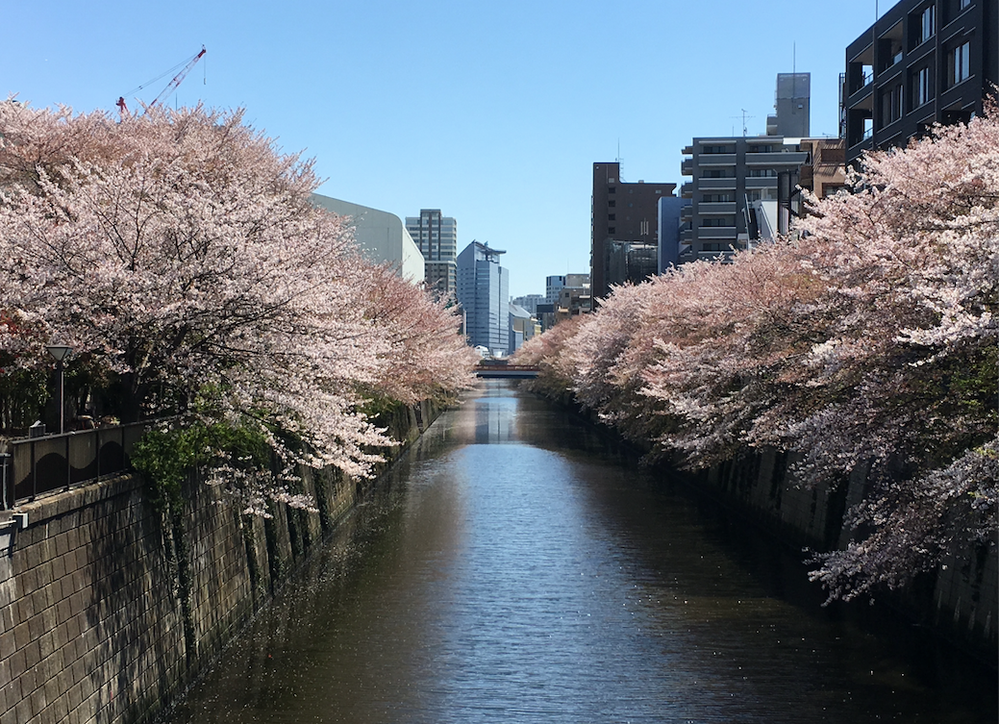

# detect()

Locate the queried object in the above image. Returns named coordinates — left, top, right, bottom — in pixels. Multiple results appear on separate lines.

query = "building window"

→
left=911, top=5, right=935, bottom=45
left=748, top=144, right=775, bottom=153
left=701, top=144, right=734, bottom=154
left=922, top=6, right=935, bottom=39
left=608, top=214, right=616, bottom=221
left=880, top=83, right=904, bottom=126
left=608, top=200, right=616, bottom=207
left=608, top=186, right=616, bottom=193
left=912, top=66, right=932, bottom=108
left=747, top=168, right=778, bottom=177
left=947, top=40, right=971, bottom=87
left=702, top=169, right=735, bottom=178
left=608, top=226, right=616, bottom=234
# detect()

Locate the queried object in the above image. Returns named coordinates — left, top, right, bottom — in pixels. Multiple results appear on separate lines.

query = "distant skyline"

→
left=5, top=0, right=886, bottom=298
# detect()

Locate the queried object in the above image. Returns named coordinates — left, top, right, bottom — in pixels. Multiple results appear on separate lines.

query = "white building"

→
left=311, top=194, right=425, bottom=283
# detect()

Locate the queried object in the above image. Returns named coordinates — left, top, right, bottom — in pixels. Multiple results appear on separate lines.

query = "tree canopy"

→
left=0, top=102, right=476, bottom=510
left=515, top=111, right=998, bottom=601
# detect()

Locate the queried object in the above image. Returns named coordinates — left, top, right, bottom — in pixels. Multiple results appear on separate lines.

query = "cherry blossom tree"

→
left=0, top=102, right=474, bottom=509
left=516, top=109, right=998, bottom=601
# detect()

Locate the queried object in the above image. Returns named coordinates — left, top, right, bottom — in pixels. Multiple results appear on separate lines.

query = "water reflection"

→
left=165, top=381, right=996, bottom=724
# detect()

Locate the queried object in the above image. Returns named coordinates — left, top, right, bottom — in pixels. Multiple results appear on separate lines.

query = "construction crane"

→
left=117, top=45, right=206, bottom=118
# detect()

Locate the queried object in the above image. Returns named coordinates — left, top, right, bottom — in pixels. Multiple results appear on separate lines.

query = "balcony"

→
left=697, top=153, right=736, bottom=167
left=745, top=151, right=809, bottom=167
left=680, top=206, right=693, bottom=221
left=745, top=177, right=778, bottom=190
left=697, top=202, right=737, bottom=215
left=681, top=158, right=693, bottom=176
left=697, top=227, right=737, bottom=239
left=680, top=182, right=694, bottom=197
left=698, top=178, right=737, bottom=190
left=698, top=249, right=737, bottom=261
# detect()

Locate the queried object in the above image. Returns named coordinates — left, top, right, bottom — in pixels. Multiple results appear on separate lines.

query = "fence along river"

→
left=164, top=380, right=996, bottom=724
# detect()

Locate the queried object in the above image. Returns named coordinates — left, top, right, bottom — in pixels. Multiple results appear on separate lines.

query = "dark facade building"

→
left=679, top=136, right=810, bottom=261
left=591, top=162, right=676, bottom=301
left=768, top=72, right=812, bottom=137
left=843, top=0, right=998, bottom=165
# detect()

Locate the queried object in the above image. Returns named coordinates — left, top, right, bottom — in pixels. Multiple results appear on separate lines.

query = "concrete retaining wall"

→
left=0, top=399, right=441, bottom=724
left=701, top=448, right=997, bottom=660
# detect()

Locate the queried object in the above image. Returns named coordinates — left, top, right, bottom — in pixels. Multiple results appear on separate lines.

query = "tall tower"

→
left=405, top=209, right=457, bottom=294
left=768, top=72, right=811, bottom=137
left=456, top=241, right=510, bottom=356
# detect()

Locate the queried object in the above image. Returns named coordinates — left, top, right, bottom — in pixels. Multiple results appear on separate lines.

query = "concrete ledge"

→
left=13, top=474, right=142, bottom=528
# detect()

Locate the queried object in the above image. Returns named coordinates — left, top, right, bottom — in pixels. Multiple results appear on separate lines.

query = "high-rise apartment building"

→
left=456, top=241, right=510, bottom=356
left=843, top=0, right=998, bottom=165
left=679, top=73, right=820, bottom=261
left=680, top=136, right=810, bottom=261
left=591, top=164, right=677, bottom=301
left=405, top=209, right=457, bottom=294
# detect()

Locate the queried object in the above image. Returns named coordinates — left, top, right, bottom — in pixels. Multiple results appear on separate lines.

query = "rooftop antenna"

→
left=731, top=110, right=754, bottom=136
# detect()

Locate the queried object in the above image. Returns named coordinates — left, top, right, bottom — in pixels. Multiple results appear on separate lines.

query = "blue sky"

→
left=5, top=0, right=884, bottom=298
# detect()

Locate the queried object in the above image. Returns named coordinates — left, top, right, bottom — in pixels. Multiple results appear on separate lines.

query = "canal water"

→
left=165, top=381, right=997, bottom=724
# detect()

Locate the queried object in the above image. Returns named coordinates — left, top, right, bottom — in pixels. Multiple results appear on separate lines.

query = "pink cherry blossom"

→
left=0, top=101, right=475, bottom=507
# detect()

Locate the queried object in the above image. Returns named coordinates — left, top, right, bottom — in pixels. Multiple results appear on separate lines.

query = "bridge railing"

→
left=1, top=422, right=148, bottom=510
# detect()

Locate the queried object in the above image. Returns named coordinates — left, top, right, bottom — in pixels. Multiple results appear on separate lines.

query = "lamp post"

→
left=46, top=344, right=72, bottom=434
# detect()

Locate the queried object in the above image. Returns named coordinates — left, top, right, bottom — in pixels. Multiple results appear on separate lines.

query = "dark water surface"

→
left=165, top=381, right=997, bottom=723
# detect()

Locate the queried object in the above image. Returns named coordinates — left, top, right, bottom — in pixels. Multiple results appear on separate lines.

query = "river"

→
left=164, top=380, right=997, bottom=723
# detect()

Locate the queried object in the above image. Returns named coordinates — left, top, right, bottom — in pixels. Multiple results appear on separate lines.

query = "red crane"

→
left=117, top=46, right=206, bottom=118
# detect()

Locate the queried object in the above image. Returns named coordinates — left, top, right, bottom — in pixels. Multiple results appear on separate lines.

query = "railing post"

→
left=66, top=433, right=71, bottom=492
left=1, top=453, right=10, bottom=511
left=31, top=439, right=37, bottom=501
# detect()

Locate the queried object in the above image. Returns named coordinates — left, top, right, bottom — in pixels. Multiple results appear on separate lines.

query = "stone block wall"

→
left=700, top=448, right=997, bottom=659
left=0, top=476, right=184, bottom=724
left=0, top=398, right=443, bottom=724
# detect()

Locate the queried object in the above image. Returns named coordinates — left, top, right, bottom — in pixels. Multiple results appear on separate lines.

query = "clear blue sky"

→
left=5, top=0, right=884, bottom=299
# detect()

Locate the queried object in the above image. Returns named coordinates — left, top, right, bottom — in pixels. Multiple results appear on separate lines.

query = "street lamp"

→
left=46, top=344, right=72, bottom=434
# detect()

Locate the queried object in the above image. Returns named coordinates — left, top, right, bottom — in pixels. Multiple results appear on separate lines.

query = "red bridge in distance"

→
left=474, top=364, right=540, bottom=379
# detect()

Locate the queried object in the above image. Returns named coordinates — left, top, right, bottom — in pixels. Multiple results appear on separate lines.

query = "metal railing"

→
left=2, top=422, right=148, bottom=510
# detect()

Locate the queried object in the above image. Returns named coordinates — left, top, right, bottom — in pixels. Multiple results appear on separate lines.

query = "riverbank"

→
left=161, top=381, right=998, bottom=724
left=0, top=398, right=445, bottom=724
left=528, top=387, right=998, bottom=666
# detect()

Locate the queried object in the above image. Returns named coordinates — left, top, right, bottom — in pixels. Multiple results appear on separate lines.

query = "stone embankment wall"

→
left=559, top=396, right=996, bottom=660
left=0, top=400, right=440, bottom=724
left=700, top=449, right=997, bottom=660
